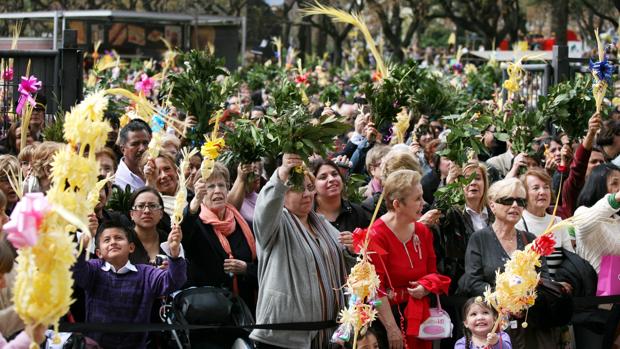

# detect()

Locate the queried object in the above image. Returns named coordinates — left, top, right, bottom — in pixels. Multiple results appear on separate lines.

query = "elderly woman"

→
left=573, top=163, right=620, bottom=273
left=457, top=177, right=550, bottom=349
left=368, top=169, right=450, bottom=349
left=516, top=169, right=574, bottom=277
left=250, top=153, right=354, bottom=349
left=182, top=163, right=258, bottom=313
left=312, top=158, right=369, bottom=233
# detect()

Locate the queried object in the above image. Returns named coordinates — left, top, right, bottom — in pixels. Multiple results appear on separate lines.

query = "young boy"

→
left=73, top=220, right=186, bottom=349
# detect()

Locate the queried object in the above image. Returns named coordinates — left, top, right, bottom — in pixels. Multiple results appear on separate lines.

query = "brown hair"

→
left=18, top=143, right=37, bottom=165
left=521, top=168, right=553, bottom=201
left=0, top=155, right=19, bottom=182
left=30, top=141, right=62, bottom=180
left=463, top=161, right=490, bottom=209
left=0, top=238, right=16, bottom=274
left=95, top=147, right=119, bottom=172
left=383, top=169, right=422, bottom=210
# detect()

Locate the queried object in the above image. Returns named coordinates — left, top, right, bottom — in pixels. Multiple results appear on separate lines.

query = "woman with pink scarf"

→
left=181, top=162, right=258, bottom=314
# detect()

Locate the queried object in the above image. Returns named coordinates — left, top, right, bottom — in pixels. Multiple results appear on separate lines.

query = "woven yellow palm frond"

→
left=300, top=2, right=388, bottom=79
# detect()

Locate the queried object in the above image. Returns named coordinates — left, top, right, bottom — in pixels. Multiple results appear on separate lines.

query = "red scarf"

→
left=199, top=203, right=257, bottom=294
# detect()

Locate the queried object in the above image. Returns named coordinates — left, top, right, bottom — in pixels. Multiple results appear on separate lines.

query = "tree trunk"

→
left=333, top=38, right=343, bottom=66
left=552, top=0, right=568, bottom=46
left=315, top=17, right=327, bottom=57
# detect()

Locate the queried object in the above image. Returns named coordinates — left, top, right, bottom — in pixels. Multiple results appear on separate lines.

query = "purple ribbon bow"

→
left=589, top=57, right=615, bottom=84
left=16, top=75, right=42, bottom=115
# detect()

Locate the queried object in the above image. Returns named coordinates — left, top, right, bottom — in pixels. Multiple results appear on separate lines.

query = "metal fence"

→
left=501, top=51, right=620, bottom=109
left=0, top=30, right=82, bottom=137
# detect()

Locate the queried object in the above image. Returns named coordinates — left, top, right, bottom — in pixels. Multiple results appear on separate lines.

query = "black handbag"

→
left=518, top=231, right=574, bottom=328
left=528, top=277, right=574, bottom=328
left=172, top=286, right=254, bottom=327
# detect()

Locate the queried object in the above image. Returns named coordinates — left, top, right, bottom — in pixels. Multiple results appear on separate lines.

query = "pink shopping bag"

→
left=597, top=255, right=620, bottom=296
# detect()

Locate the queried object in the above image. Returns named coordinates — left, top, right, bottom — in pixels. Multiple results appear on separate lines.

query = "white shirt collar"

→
left=101, top=260, right=138, bottom=274
left=465, top=205, right=488, bottom=218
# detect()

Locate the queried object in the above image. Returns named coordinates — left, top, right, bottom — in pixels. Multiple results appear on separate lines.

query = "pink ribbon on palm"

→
left=16, top=75, right=42, bottom=115
left=2, top=68, right=13, bottom=82
left=4, top=193, right=51, bottom=249
left=135, top=73, right=155, bottom=97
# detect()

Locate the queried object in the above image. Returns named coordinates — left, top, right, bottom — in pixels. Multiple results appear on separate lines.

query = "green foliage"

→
left=319, top=84, right=343, bottom=105
left=433, top=173, right=476, bottom=212
left=439, top=103, right=495, bottom=165
left=264, top=105, right=349, bottom=191
left=165, top=50, right=236, bottom=145
left=411, top=73, right=463, bottom=118
left=466, top=64, right=502, bottom=101
left=537, top=75, right=596, bottom=141
left=237, top=62, right=282, bottom=91
left=106, top=184, right=133, bottom=216
left=267, top=73, right=305, bottom=115
left=42, top=111, right=66, bottom=143
left=419, top=22, right=451, bottom=49
left=345, top=173, right=367, bottom=204
left=363, top=61, right=422, bottom=131
left=219, top=119, right=266, bottom=166
left=265, top=105, right=349, bottom=159
left=499, top=100, right=546, bottom=155
left=364, top=61, right=462, bottom=132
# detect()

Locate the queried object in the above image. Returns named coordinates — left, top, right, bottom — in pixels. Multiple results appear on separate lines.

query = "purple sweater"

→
left=73, top=254, right=187, bottom=349
left=454, top=331, right=511, bottom=349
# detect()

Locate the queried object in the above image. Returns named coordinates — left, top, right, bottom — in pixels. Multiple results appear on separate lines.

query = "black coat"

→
left=181, top=208, right=258, bottom=313
left=437, top=206, right=494, bottom=294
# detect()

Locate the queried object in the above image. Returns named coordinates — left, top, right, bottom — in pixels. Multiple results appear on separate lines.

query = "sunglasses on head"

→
left=495, top=197, right=527, bottom=207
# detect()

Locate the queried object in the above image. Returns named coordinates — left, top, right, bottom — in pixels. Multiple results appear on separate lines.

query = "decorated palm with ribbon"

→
left=5, top=90, right=112, bottom=348
left=590, top=28, right=614, bottom=114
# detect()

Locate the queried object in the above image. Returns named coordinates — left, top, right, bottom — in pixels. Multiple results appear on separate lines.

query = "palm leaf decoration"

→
left=219, top=119, right=266, bottom=166
left=300, top=1, right=388, bottom=79
left=265, top=105, right=349, bottom=190
left=537, top=74, right=602, bottom=142
left=165, top=50, right=236, bottom=145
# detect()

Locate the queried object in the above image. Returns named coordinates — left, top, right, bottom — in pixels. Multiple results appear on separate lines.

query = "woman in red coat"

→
left=370, top=169, right=450, bottom=349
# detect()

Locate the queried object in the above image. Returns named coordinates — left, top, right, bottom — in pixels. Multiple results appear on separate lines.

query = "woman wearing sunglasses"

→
left=457, top=177, right=545, bottom=297
left=457, top=177, right=550, bottom=348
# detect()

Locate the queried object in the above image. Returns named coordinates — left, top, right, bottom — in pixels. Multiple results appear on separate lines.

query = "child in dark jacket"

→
left=73, top=220, right=186, bottom=349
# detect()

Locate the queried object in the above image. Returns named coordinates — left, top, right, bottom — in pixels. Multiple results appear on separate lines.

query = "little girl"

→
left=455, top=297, right=511, bottom=349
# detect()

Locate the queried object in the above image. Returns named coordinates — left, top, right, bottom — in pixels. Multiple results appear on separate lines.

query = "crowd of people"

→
left=0, top=49, right=618, bottom=349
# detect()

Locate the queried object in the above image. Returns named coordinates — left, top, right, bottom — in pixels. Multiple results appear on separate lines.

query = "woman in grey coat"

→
left=250, top=153, right=355, bottom=349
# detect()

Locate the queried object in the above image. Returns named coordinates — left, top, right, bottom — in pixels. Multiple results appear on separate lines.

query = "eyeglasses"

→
left=495, top=197, right=527, bottom=208
left=132, top=203, right=163, bottom=211
left=293, top=184, right=316, bottom=193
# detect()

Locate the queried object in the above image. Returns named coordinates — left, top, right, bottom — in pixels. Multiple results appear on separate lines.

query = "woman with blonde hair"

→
left=369, top=169, right=450, bottom=349
left=457, top=177, right=551, bottom=349
left=24, top=141, right=62, bottom=193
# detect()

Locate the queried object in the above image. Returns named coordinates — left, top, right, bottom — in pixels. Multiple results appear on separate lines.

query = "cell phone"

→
left=155, top=254, right=168, bottom=266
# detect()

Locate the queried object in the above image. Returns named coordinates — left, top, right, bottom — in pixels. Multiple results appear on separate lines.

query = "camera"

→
left=155, top=254, right=168, bottom=267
